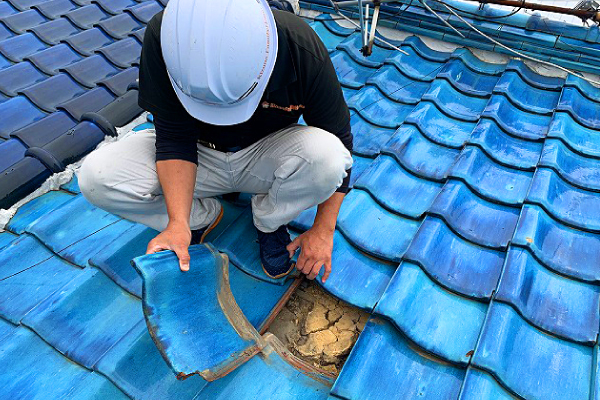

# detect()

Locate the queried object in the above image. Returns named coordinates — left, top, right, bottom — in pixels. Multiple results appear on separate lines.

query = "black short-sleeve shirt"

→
left=138, top=9, right=352, bottom=192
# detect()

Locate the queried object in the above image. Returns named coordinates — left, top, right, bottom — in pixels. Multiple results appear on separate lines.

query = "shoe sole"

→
left=261, top=262, right=296, bottom=280
left=199, top=206, right=224, bottom=243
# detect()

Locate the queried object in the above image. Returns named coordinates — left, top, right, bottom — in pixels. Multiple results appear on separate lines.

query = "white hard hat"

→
left=161, top=0, right=278, bottom=126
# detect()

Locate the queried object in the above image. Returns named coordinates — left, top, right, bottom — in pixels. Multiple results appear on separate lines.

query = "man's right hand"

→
left=146, top=221, right=192, bottom=272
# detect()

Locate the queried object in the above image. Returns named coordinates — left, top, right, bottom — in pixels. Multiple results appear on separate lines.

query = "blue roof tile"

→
left=96, top=36, right=140, bottom=67
left=547, top=112, right=600, bottom=159
left=449, top=145, right=533, bottom=206
left=131, top=245, right=265, bottom=380
left=5, top=188, right=75, bottom=234
left=61, top=54, right=119, bottom=87
left=354, top=154, right=442, bottom=218
left=481, top=94, right=551, bottom=140
left=57, top=86, right=115, bottom=119
left=0, top=61, right=47, bottom=96
left=0, top=138, right=27, bottom=171
left=21, top=267, right=143, bottom=368
left=11, top=110, right=76, bottom=147
left=348, top=85, right=415, bottom=128
left=124, top=0, right=162, bottom=24
left=382, top=124, right=461, bottom=181
left=375, top=261, right=488, bottom=365
left=472, top=302, right=593, bottom=400
left=349, top=113, right=395, bottom=157
left=98, top=65, right=138, bottom=95
left=367, top=64, right=431, bottom=104
left=25, top=42, right=82, bottom=73
left=64, top=4, right=109, bottom=29
left=0, top=96, right=46, bottom=137
left=404, top=216, right=505, bottom=300
left=385, top=45, right=445, bottom=82
left=336, top=33, right=393, bottom=68
left=495, top=247, right=600, bottom=344
left=0, top=21, right=14, bottom=39
left=95, top=12, right=142, bottom=39
left=0, top=1, right=19, bottom=18
left=93, top=0, right=136, bottom=15
left=565, top=74, right=600, bottom=103
left=1, top=9, right=46, bottom=33
left=458, top=368, right=516, bottom=400
left=556, top=86, right=600, bottom=130
left=437, top=57, right=499, bottom=97
left=0, top=32, right=47, bottom=62
left=19, top=73, right=85, bottom=112
left=337, top=188, right=420, bottom=262
left=493, top=71, right=562, bottom=115
left=0, top=233, right=53, bottom=280
left=512, top=204, right=600, bottom=283
left=62, top=26, right=113, bottom=55
left=29, top=17, right=81, bottom=44
left=428, top=180, right=520, bottom=249
left=527, top=168, right=600, bottom=232
left=33, top=0, right=78, bottom=19
left=331, top=317, right=465, bottom=400
left=0, top=157, right=51, bottom=208
left=309, top=14, right=352, bottom=53
left=468, top=118, right=542, bottom=170
left=330, top=50, right=378, bottom=89
left=540, top=138, right=600, bottom=191
left=422, top=79, right=487, bottom=121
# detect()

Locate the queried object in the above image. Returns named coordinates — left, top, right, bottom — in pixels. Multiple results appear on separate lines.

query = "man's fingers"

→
left=172, top=245, right=191, bottom=272
left=321, top=260, right=332, bottom=283
left=295, top=250, right=309, bottom=274
left=307, top=260, right=323, bottom=280
left=286, top=237, right=300, bottom=258
left=146, top=241, right=168, bottom=254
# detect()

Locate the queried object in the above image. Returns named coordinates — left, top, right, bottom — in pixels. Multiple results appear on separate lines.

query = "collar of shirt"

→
left=265, top=19, right=297, bottom=94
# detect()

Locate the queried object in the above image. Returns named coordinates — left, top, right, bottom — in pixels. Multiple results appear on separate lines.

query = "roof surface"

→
left=1, top=0, right=600, bottom=399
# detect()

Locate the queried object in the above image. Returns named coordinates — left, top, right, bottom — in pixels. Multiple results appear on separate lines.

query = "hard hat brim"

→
left=167, top=0, right=278, bottom=126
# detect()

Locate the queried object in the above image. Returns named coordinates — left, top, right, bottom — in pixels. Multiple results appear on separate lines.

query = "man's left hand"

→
left=287, top=226, right=334, bottom=283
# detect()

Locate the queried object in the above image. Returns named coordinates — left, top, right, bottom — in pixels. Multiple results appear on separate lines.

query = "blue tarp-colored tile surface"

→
left=2, top=1, right=600, bottom=399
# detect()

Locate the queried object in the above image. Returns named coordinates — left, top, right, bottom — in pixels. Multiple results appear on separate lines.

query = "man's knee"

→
left=299, top=127, right=352, bottom=192
left=78, top=149, right=113, bottom=208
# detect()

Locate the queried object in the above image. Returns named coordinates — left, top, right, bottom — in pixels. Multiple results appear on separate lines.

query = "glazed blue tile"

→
left=198, top=335, right=332, bottom=400
left=348, top=154, right=373, bottom=187
left=429, top=180, right=520, bottom=249
left=62, top=27, right=114, bottom=55
left=376, top=261, right=487, bottom=365
left=0, top=52, right=12, bottom=70
left=0, top=231, right=18, bottom=251
left=458, top=368, right=517, bottom=400
left=0, top=138, right=26, bottom=171
left=547, top=112, right=600, bottom=159
left=404, top=102, right=476, bottom=149
left=527, top=168, right=600, bottom=232
left=212, top=210, right=293, bottom=285
left=29, top=17, right=80, bottom=45
left=0, top=157, right=51, bottom=208
left=341, top=85, right=357, bottom=101
left=125, top=0, right=162, bottom=23
left=557, top=86, right=600, bottom=130
left=88, top=223, right=157, bottom=296
left=22, top=267, right=143, bottom=368
left=331, top=317, right=465, bottom=400
left=33, top=0, right=78, bottom=19
left=58, top=86, right=115, bottom=120
left=382, top=124, right=461, bottom=181
left=64, top=4, right=110, bottom=29
left=493, top=71, right=560, bottom=115
left=6, top=0, right=47, bottom=10
left=0, top=32, right=47, bottom=62
left=0, top=316, right=16, bottom=341
left=131, top=120, right=153, bottom=131
left=540, top=138, right=600, bottom=191
left=506, top=59, right=564, bottom=90
left=65, top=372, right=129, bottom=400
left=0, top=96, right=46, bottom=138
left=336, top=33, right=393, bottom=68
left=96, top=12, right=142, bottom=39
left=336, top=189, right=420, bottom=262
left=354, top=154, right=443, bottom=218
left=98, top=66, right=138, bottom=96
left=349, top=112, right=395, bottom=157
left=498, top=24, right=557, bottom=47
left=95, top=321, right=207, bottom=400
left=62, top=54, right=119, bottom=88
left=19, top=73, right=85, bottom=112
left=132, top=245, right=264, bottom=380
left=60, top=175, right=80, bottom=194
left=25, top=194, right=121, bottom=253
left=0, top=256, right=80, bottom=324
left=309, top=15, right=352, bottom=52
left=59, top=218, right=137, bottom=267
left=512, top=205, right=600, bottom=282
left=0, top=22, right=14, bottom=40
left=1, top=9, right=46, bottom=33
left=384, top=45, right=444, bottom=82
left=437, top=58, right=498, bottom=97
left=0, top=2, right=18, bottom=18
left=472, top=302, right=593, bottom=400
left=348, top=86, right=415, bottom=129
left=468, top=119, right=542, bottom=170
left=94, top=0, right=136, bottom=14
left=451, top=48, right=505, bottom=76
left=0, top=326, right=126, bottom=400
left=422, top=79, right=487, bottom=122
left=367, top=65, right=430, bottom=104
left=449, top=146, right=533, bottom=206
left=565, top=74, right=600, bottom=103
left=404, top=216, right=505, bottom=300
left=403, top=35, right=452, bottom=63
left=25, top=42, right=83, bottom=74
left=0, top=61, right=46, bottom=96
left=556, top=36, right=600, bottom=58
left=96, top=37, right=141, bottom=68
left=495, top=247, right=600, bottom=344
left=482, top=95, right=551, bottom=140
left=0, top=234, right=54, bottom=280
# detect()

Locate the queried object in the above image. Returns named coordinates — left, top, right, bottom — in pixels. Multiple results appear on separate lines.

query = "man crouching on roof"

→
left=78, top=0, right=353, bottom=283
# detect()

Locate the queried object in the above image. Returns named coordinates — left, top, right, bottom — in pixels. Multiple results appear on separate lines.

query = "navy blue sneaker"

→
left=257, top=225, right=296, bottom=279
left=190, top=206, right=224, bottom=245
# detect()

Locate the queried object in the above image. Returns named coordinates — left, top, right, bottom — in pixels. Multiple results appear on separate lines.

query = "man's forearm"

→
left=156, top=159, right=197, bottom=228
left=313, top=192, right=345, bottom=232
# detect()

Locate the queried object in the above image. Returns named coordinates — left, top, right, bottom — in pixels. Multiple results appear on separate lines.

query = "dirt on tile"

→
left=268, top=280, right=369, bottom=375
